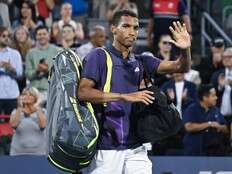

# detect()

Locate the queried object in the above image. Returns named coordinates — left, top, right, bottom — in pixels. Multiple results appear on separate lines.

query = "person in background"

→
left=210, top=48, right=232, bottom=144
left=184, top=59, right=201, bottom=87
left=60, top=24, right=81, bottom=51
left=12, top=0, right=43, bottom=40
left=183, top=84, right=229, bottom=156
left=161, top=72, right=197, bottom=117
left=0, top=26, right=23, bottom=115
left=11, top=26, right=33, bottom=93
left=50, top=21, right=62, bottom=45
left=107, top=0, right=138, bottom=24
left=58, top=2, right=84, bottom=41
left=25, top=25, right=60, bottom=105
left=147, top=0, right=192, bottom=53
left=76, top=25, right=106, bottom=61
left=153, top=34, right=173, bottom=87
left=0, top=0, right=11, bottom=28
left=10, top=87, right=46, bottom=156
left=196, top=38, right=225, bottom=84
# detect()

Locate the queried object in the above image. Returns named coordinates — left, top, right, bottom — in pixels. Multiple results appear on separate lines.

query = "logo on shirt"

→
left=134, top=67, right=140, bottom=72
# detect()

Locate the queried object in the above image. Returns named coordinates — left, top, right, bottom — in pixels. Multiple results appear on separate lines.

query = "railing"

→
left=201, top=12, right=232, bottom=57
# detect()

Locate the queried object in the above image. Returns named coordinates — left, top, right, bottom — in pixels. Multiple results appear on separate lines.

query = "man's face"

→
left=62, top=26, right=75, bottom=41
left=222, top=53, right=232, bottom=68
left=0, top=30, right=10, bottom=47
left=204, top=88, right=217, bottom=107
left=36, top=29, right=50, bottom=46
left=61, top=4, right=72, bottom=18
left=92, top=29, right=106, bottom=47
left=158, top=35, right=172, bottom=52
left=112, top=15, right=139, bottom=48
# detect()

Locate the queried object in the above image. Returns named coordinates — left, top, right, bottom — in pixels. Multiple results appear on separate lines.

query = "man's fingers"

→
left=169, top=26, right=175, bottom=35
left=173, top=22, right=181, bottom=33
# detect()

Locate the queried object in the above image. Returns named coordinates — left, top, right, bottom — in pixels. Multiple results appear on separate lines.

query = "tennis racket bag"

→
left=46, top=49, right=99, bottom=173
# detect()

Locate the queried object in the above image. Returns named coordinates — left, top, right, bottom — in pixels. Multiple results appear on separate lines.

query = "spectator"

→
left=210, top=48, right=232, bottom=141
left=10, top=87, right=46, bottom=156
left=147, top=0, right=192, bottom=53
left=0, top=0, right=11, bottom=28
left=76, top=25, right=106, bottom=60
left=0, top=26, right=23, bottom=115
left=153, top=34, right=173, bottom=87
left=25, top=26, right=60, bottom=105
left=50, top=21, right=62, bottom=45
left=60, top=24, right=81, bottom=51
left=184, top=60, right=201, bottom=87
left=12, top=0, right=43, bottom=40
left=107, top=0, right=138, bottom=24
left=51, top=0, right=63, bottom=21
left=58, top=2, right=84, bottom=41
left=11, top=26, right=33, bottom=93
left=36, top=0, right=54, bottom=27
left=196, top=38, right=225, bottom=84
left=161, top=72, right=197, bottom=117
left=183, top=84, right=229, bottom=156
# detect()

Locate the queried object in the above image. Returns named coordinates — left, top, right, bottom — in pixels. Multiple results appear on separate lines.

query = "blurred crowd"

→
left=0, top=0, right=232, bottom=157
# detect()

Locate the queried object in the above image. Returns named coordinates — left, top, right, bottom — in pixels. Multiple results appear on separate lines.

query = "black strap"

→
left=139, top=57, right=155, bottom=88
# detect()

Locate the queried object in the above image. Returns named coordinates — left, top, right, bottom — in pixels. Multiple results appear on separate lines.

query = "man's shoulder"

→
left=6, top=47, right=20, bottom=55
left=84, top=48, right=107, bottom=62
left=77, top=42, right=93, bottom=50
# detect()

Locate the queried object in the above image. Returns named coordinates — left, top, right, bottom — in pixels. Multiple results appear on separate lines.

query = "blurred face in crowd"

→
left=91, top=28, right=106, bottom=47
left=36, top=28, right=50, bottom=46
left=222, top=48, right=232, bottom=68
left=203, top=88, right=217, bottom=107
left=158, top=35, right=172, bottom=53
left=21, top=2, right=32, bottom=18
left=61, top=3, right=72, bottom=18
left=0, top=30, right=10, bottom=48
left=112, top=15, right=139, bottom=48
left=62, top=25, right=75, bottom=42
left=15, top=26, right=28, bottom=43
left=173, top=73, right=185, bottom=82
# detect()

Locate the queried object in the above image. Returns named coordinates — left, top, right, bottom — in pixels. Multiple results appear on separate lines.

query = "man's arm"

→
left=156, top=21, right=191, bottom=74
left=78, top=78, right=155, bottom=105
left=182, top=14, right=192, bottom=34
left=157, top=47, right=191, bottom=73
left=185, top=122, right=210, bottom=133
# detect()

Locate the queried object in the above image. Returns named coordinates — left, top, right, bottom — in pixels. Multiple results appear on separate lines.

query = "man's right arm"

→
left=78, top=78, right=155, bottom=105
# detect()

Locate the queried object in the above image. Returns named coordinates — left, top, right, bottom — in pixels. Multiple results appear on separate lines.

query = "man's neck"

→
left=200, top=101, right=209, bottom=111
left=112, top=41, right=130, bottom=59
left=62, top=16, right=71, bottom=23
left=63, top=40, right=74, bottom=48
left=0, top=46, right=7, bottom=51
left=37, top=43, right=49, bottom=50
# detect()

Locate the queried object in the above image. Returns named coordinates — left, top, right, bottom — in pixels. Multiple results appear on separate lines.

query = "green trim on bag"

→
left=48, top=155, right=76, bottom=173
left=86, top=102, right=99, bottom=149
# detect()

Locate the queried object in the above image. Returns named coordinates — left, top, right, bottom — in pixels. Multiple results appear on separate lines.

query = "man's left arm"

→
left=157, top=21, right=191, bottom=74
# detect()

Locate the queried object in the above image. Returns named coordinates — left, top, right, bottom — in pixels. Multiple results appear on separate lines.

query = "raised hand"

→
left=169, top=21, right=191, bottom=49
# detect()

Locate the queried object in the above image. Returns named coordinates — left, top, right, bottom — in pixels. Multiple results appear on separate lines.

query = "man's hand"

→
left=121, top=90, right=155, bottom=105
left=36, top=62, right=49, bottom=73
left=169, top=21, right=191, bottom=49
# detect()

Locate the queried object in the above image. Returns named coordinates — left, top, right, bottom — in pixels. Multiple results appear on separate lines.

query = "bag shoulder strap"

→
left=99, top=48, right=113, bottom=107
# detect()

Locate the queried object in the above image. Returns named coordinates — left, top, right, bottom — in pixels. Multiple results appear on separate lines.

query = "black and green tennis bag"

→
left=46, top=48, right=112, bottom=173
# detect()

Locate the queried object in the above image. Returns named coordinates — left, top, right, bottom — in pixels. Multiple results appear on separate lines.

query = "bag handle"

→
left=139, top=58, right=155, bottom=88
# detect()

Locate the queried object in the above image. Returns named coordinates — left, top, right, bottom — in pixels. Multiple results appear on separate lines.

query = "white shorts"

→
left=82, top=146, right=152, bottom=174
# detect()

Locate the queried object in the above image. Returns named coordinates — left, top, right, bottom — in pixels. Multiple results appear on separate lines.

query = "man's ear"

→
left=111, top=25, right=117, bottom=35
